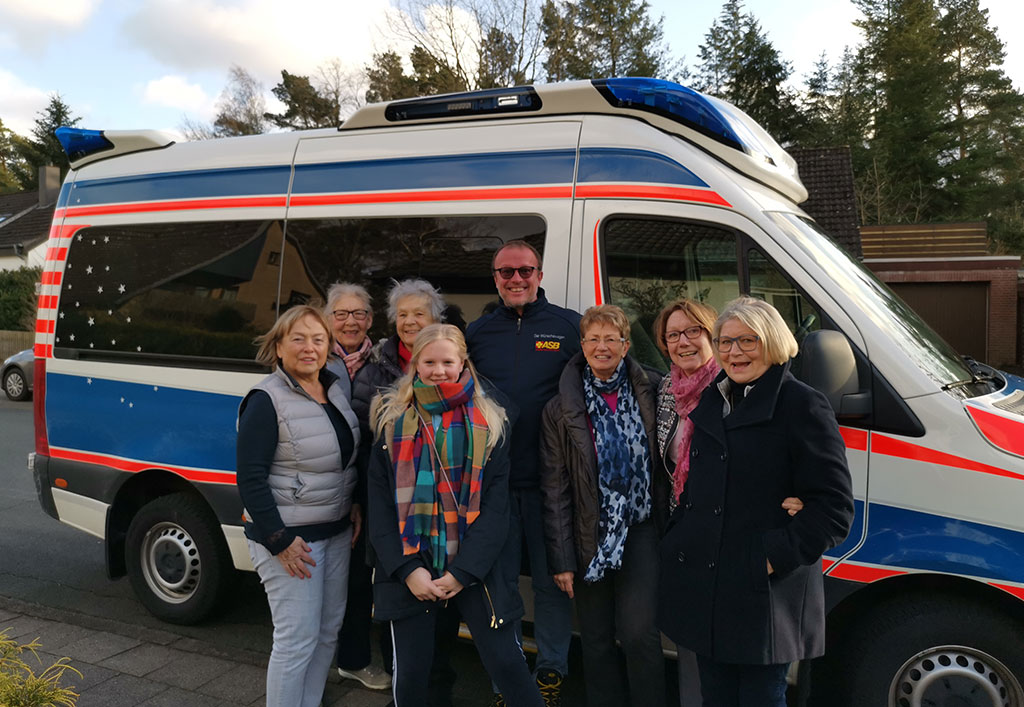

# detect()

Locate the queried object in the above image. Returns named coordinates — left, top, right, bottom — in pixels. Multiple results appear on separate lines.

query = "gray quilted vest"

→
left=244, top=367, right=360, bottom=526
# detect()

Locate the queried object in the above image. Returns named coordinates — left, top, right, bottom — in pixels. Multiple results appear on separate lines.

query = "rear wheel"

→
left=835, top=596, right=1024, bottom=707
left=3, top=368, right=29, bottom=401
left=125, top=493, right=232, bottom=624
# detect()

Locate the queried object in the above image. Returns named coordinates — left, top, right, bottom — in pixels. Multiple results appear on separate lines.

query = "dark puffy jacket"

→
left=539, top=353, right=669, bottom=575
left=366, top=382, right=522, bottom=625
left=657, top=363, right=854, bottom=664
left=466, top=289, right=581, bottom=488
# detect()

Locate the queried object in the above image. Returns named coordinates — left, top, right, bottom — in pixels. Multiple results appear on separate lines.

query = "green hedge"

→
left=0, top=266, right=40, bottom=331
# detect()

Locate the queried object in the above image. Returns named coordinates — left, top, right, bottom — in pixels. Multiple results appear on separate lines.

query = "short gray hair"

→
left=713, top=296, right=798, bottom=366
left=325, top=282, right=372, bottom=313
left=386, top=279, right=445, bottom=324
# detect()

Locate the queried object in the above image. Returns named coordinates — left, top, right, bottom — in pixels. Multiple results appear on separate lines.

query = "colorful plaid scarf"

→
left=392, top=369, right=489, bottom=574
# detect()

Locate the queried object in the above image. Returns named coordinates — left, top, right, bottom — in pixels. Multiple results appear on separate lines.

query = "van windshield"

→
left=768, top=212, right=976, bottom=390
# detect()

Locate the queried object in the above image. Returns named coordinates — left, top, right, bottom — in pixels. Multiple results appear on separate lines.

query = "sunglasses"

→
left=493, top=266, right=538, bottom=280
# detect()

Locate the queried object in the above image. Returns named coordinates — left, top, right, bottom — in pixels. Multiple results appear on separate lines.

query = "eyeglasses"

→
left=582, top=336, right=626, bottom=348
left=713, top=334, right=760, bottom=353
left=664, top=326, right=705, bottom=343
left=331, top=308, right=370, bottom=321
left=493, top=266, right=538, bottom=280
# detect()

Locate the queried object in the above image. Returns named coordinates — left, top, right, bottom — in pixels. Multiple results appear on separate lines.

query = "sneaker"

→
left=338, top=664, right=392, bottom=690
left=536, top=669, right=563, bottom=707
left=488, top=694, right=506, bottom=707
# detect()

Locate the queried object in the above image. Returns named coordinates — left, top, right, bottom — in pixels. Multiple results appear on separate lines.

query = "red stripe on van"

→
left=289, top=186, right=572, bottom=207
left=40, top=271, right=62, bottom=285
left=839, top=426, right=868, bottom=451
left=991, top=582, right=1024, bottom=601
left=873, top=433, right=1024, bottom=481
left=62, top=196, right=287, bottom=217
left=36, top=319, right=55, bottom=334
left=38, top=295, right=58, bottom=310
left=966, top=405, right=1024, bottom=458
left=33, top=343, right=53, bottom=358
left=574, top=184, right=732, bottom=207
left=50, top=447, right=238, bottom=486
left=53, top=208, right=66, bottom=219
left=828, top=562, right=905, bottom=583
left=45, top=247, right=68, bottom=261
left=821, top=557, right=836, bottom=571
left=592, top=220, right=603, bottom=306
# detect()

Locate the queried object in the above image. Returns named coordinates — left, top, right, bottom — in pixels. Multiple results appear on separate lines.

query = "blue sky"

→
left=1, top=0, right=1021, bottom=139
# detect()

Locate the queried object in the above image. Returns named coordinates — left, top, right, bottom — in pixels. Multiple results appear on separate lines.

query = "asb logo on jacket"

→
left=535, top=340, right=561, bottom=351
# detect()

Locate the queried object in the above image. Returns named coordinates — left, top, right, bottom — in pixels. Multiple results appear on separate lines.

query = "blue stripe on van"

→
left=577, top=147, right=708, bottom=187
left=67, top=165, right=293, bottom=207
left=842, top=501, right=1024, bottom=584
left=291, top=149, right=578, bottom=194
left=46, top=373, right=240, bottom=472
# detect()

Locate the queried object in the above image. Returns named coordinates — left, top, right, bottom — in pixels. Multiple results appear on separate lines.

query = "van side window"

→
left=54, top=220, right=284, bottom=364
left=602, top=217, right=740, bottom=371
left=747, top=248, right=821, bottom=345
left=282, top=215, right=546, bottom=339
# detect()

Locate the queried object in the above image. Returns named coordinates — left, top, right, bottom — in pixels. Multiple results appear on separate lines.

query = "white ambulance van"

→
left=30, top=78, right=1024, bottom=705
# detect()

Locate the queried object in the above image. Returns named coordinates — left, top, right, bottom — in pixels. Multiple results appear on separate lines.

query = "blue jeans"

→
left=695, top=656, right=788, bottom=707
left=500, top=487, right=572, bottom=679
left=249, top=530, right=352, bottom=707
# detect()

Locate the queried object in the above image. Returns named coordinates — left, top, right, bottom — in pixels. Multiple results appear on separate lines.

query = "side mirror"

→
left=799, top=330, right=871, bottom=419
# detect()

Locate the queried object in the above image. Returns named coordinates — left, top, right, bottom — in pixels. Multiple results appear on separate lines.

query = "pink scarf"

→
left=670, top=356, right=720, bottom=500
left=333, top=337, right=372, bottom=378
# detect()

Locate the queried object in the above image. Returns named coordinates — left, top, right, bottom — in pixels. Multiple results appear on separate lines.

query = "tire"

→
left=835, top=596, right=1024, bottom=707
left=125, top=493, right=233, bottom=625
left=3, top=368, right=29, bottom=401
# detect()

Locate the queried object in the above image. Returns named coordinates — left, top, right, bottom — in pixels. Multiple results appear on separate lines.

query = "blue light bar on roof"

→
left=55, top=127, right=114, bottom=163
left=592, top=78, right=747, bottom=153
left=385, top=86, right=542, bottom=122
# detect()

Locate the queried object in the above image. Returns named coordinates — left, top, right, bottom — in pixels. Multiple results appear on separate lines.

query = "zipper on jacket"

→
left=482, top=581, right=499, bottom=628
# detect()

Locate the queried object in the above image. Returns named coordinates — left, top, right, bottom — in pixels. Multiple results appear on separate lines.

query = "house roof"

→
left=0, top=190, right=55, bottom=252
left=789, top=147, right=862, bottom=259
left=860, top=222, right=990, bottom=259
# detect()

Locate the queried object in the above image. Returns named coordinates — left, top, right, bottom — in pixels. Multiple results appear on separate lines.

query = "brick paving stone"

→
left=63, top=630, right=143, bottom=663
left=0, top=614, right=48, bottom=640
left=16, top=618, right=94, bottom=653
left=197, top=662, right=266, bottom=704
left=75, top=673, right=167, bottom=707
left=139, top=685, right=246, bottom=707
left=0, top=608, right=17, bottom=623
left=146, top=651, right=234, bottom=689
left=100, top=643, right=187, bottom=677
left=326, top=688, right=395, bottom=707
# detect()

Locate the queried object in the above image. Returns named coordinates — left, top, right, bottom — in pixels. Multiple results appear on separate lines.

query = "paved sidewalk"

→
left=0, top=596, right=392, bottom=707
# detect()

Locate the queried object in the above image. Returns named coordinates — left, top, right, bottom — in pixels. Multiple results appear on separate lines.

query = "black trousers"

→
left=695, top=657, right=788, bottom=707
left=573, top=519, right=666, bottom=707
left=336, top=531, right=392, bottom=671
left=390, top=584, right=543, bottom=707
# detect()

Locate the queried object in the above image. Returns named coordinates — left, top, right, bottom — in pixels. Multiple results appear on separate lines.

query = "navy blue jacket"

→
left=466, top=289, right=581, bottom=487
left=657, top=362, right=854, bottom=665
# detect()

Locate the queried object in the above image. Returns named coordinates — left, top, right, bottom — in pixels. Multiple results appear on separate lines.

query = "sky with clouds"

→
left=0, top=0, right=1021, bottom=140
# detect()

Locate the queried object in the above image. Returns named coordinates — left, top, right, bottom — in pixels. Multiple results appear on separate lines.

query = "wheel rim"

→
left=5, top=372, right=24, bottom=398
left=889, top=644, right=1024, bottom=707
left=139, top=521, right=201, bottom=605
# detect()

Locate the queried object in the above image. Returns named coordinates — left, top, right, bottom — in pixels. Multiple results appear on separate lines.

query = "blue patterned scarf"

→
left=582, top=359, right=652, bottom=582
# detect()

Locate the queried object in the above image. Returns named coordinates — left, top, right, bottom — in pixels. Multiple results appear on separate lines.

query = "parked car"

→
left=2, top=349, right=33, bottom=401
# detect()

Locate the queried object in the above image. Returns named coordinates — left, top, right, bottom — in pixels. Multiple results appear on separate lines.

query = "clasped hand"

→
left=276, top=535, right=316, bottom=579
left=405, top=567, right=464, bottom=601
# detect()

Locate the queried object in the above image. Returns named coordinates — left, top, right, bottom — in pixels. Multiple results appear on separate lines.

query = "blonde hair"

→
left=712, top=296, right=798, bottom=366
left=580, top=304, right=631, bottom=341
left=372, top=323, right=507, bottom=451
left=652, top=298, right=718, bottom=356
left=254, top=305, right=332, bottom=369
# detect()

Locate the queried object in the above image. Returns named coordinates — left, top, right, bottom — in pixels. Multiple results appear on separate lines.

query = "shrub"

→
left=0, top=629, right=80, bottom=706
left=0, top=267, right=40, bottom=331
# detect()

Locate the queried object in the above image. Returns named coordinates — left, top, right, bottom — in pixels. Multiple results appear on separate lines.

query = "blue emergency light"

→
left=55, top=127, right=115, bottom=162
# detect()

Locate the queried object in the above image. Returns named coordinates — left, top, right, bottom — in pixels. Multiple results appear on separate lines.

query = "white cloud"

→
left=0, top=0, right=99, bottom=50
left=121, top=0, right=397, bottom=86
left=0, top=69, right=50, bottom=135
left=143, top=75, right=215, bottom=117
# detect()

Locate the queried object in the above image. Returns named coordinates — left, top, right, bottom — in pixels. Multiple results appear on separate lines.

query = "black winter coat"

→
left=657, top=362, right=853, bottom=665
left=366, top=388, right=523, bottom=627
left=540, top=353, right=669, bottom=576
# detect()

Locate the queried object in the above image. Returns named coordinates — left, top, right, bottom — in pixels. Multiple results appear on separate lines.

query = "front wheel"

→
left=125, top=493, right=233, bottom=624
left=3, top=368, right=29, bottom=401
left=836, top=596, right=1024, bottom=707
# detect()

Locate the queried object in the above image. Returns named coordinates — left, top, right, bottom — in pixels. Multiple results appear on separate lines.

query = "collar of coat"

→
left=556, top=351, right=658, bottom=461
left=690, top=361, right=792, bottom=443
left=497, top=287, right=549, bottom=319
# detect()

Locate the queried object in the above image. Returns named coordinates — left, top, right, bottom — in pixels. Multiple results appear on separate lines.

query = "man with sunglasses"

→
left=467, top=240, right=581, bottom=707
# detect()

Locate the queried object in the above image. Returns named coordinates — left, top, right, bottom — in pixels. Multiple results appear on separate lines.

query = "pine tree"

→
left=365, top=51, right=420, bottom=103
left=10, top=94, right=80, bottom=189
left=0, top=118, right=25, bottom=193
left=264, top=70, right=340, bottom=130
